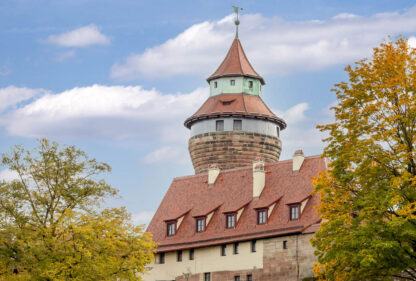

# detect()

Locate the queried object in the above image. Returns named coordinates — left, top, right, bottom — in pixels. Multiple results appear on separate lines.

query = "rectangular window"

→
left=177, top=250, right=182, bottom=262
left=251, top=240, right=257, bottom=252
left=230, top=79, right=235, bottom=86
left=249, top=81, right=253, bottom=89
left=167, top=221, right=176, bottom=236
left=290, top=205, right=299, bottom=220
left=226, top=213, right=235, bottom=228
left=204, top=272, right=211, bottom=281
left=189, top=248, right=194, bottom=260
left=233, top=120, right=242, bottom=131
left=159, top=252, right=165, bottom=264
left=214, top=81, right=218, bottom=88
left=216, top=120, right=224, bottom=131
left=234, top=276, right=240, bottom=281
left=196, top=217, right=205, bottom=232
left=233, top=242, right=239, bottom=254
left=257, top=209, right=267, bottom=224
left=283, top=240, right=288, bottom=249
left=221, top=244, right=226, bottom=256
left=247, top=274, right=252, bottom=281
left=276, top=126, right=280, bottom=137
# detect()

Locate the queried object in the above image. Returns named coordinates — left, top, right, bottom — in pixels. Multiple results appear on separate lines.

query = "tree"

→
left=0, top=139, right=156, bottom=281
left=312, top=38, right=416, bottom=281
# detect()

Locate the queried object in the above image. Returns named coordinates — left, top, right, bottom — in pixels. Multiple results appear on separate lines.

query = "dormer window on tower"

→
left=214, top=81, right=218, bottom=88
left=230, top=79, right=235, bottom=86
left=249, top=81, right=253, bottom=89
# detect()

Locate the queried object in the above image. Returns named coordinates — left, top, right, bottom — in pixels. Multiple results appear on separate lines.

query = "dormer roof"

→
left=207, top=38, right=265, bottom=85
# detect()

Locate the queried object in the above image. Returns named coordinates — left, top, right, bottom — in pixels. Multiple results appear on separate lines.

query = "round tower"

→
left=184, top=37, right=286, bottom=174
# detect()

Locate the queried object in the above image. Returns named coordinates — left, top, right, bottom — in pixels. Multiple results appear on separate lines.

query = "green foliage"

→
left=312, top=38, right=416, bottom=281
left=0, top=139, right=156, bottom=280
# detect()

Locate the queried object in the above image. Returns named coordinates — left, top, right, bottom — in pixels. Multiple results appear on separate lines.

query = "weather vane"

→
left=232, top=6, right=243, bottom=38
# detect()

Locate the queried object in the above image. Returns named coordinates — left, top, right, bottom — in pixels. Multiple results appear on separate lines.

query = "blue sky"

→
left=1, top=0, right=416, bottom=225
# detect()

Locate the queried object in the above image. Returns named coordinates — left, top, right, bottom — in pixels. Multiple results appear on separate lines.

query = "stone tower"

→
left=184, top=38, right=286, bottom=174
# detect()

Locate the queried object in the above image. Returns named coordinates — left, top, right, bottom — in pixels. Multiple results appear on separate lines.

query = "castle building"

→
left=145, top=16, right=326, bottom=281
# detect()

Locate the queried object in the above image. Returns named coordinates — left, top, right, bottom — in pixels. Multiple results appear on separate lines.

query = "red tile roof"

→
left=207, top=38, right=265, bottom=85
left=146, top=155, right=326, bottom=252
left=184, top=93, right=286, bottom=129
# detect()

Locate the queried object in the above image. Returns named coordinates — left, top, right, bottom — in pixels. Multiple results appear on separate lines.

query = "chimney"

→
left=253, top=158, right=265, bottom=197
left=293, top=149, right=305, bottom=172
left=208, top=164, right=220, bottom=185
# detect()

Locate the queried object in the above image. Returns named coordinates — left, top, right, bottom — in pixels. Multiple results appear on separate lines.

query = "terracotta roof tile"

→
left=207, top=38, right=265, bottom=85
left=146, top=155, right=326, bottom=252
left=184, top=93, right=286, bottom=129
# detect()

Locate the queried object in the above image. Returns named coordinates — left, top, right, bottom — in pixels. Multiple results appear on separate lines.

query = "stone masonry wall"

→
left=175, top=233, right=317, bottom=281
left=189, top=132, right=282, bottom=174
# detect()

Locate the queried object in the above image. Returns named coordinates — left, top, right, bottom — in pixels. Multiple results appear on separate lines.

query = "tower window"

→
left=233, top=120, right=242, bottom=131
left=257, top=209, right=267, bottom=224
left=177, top=250, right=182, bottom=262
left=277, top=126, right=280, bottom=137
left=226, top=213, right=236, bottom=228
left=167, top=221, right=176, bottom=236
left=251, top=240, right=257, bottom=252
left=221, top=244, right=226, bottom=256
left=214, top=81, right=218, bottom=88
left=249, top=81, right=253, bottom=89
left=216, top=120, right=224, bottom=131
left=290, top=205, right=300, bottom=220
left=189, top=248, right=194, bottom=260
left=196, top=217, right=206, bottom=232
left=233, top=242, right=239, bottom=254
left=230, top=79, right=235, bottom=86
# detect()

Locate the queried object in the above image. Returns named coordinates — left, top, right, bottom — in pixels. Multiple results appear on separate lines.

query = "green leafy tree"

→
left=0, top=139, right=156, bottom=281
left=312, top=38, right=416, bottom=281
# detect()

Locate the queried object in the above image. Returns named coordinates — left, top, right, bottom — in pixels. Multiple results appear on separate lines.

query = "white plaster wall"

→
left=190, top=118, right=280, bottom=138
left=142, top=240, right=264, bottom=281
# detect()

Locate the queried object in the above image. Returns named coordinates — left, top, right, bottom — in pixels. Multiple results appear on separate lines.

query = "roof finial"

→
left=232, top=6, right=243, bottom=39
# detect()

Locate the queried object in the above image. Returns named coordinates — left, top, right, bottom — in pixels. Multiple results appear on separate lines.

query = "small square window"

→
left=214, top=81, right=218, bottom=88
left=290, top=205, right=299, bottom=220
left=233, top=120, right=242, bottom=131
left=233, top=242, right=239, bottom=254
left=257, top=209, right=267, bottom=224
left=177, top=250, right=182, bottom=262
left=249, top=81, right=253, bottom=89
left=247, top=275, right=252, bottom=281
left=234, top=276, right=240, bottom=281
left=197, top=217, right=205, bottom=232
left=230, top=79, right=235, bottom=86
left=204, top=272, right=211, bottom=281
left=167, top=221, right=176, bottom=236
left=221, top=244, right=226, bottom=256
left=189, top=248, right=194, bottom=260
left=226, top=213, right=235, bottom=228
left=251, top=240, right=257, bottom=252
left=283, top=240, right=288, bottom=249
left=216, top=120, right=224, bottom=131
left=276, top=126, right=280, bottom=137
left=159, top=252, right=165, bottom=264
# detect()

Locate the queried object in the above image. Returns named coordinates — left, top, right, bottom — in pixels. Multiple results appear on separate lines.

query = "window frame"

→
left=226, top=212, right=236, bottom=229
left=289, top=204, right=300, bottom=220
left=189, top=248, right=194, bottom=260
left=283, top=240, right=288, bottom=249
left=230, top=79, right=235, bottom=86
left=221, top=244, right=226, bottom=256
left=251, top=240, right=257, bottom=253
left=214, top=81, right=218, bottom=88
left=248, top=80, right=253, bottom=89
left=158, top=252, right=165, bottom=264
left=257, top=208, right=267, bottom=225
left=234, top=276, right=240, bottom=281
left=216, top=120, right=224, bottom=132
left=247, top=274, right=252, bottom=281
left=233, top=242, right=239, bottom=255
left=177, top=250, right=182, bottom=262
left=233, top=119, right=242, bottom=131
left=204, top=272, right=211, bottom=281
left=196, top=216, right=206, bottom=232
left=166, top=221, right=176, bottom=236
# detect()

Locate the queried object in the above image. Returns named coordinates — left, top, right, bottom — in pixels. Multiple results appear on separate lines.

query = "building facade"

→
left=145, top=27, right=326, bottom=281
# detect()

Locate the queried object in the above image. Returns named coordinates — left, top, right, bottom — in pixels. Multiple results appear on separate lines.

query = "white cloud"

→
left=45, top=24, right=110, bottom=48
left=0, top=169, right=19, bottom=181
left=2, top=85, right=208, bottom=141
left=0, top=86, right=46, bottom=113
left=54, top=50, right=76, bottom=62
left=111, top=8, right=416, bottom=80
left=131, top=210, right=155, bottom=226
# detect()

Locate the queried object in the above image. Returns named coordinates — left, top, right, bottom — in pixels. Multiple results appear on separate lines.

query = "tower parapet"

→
left=185, top=37, right=286, bottom=174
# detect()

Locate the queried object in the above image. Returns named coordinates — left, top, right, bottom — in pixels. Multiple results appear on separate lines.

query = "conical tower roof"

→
left=207, top=38, right=265, bottom=85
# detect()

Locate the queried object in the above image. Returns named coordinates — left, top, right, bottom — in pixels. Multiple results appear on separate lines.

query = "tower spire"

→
left=232, top=6, right=243, bottom=38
